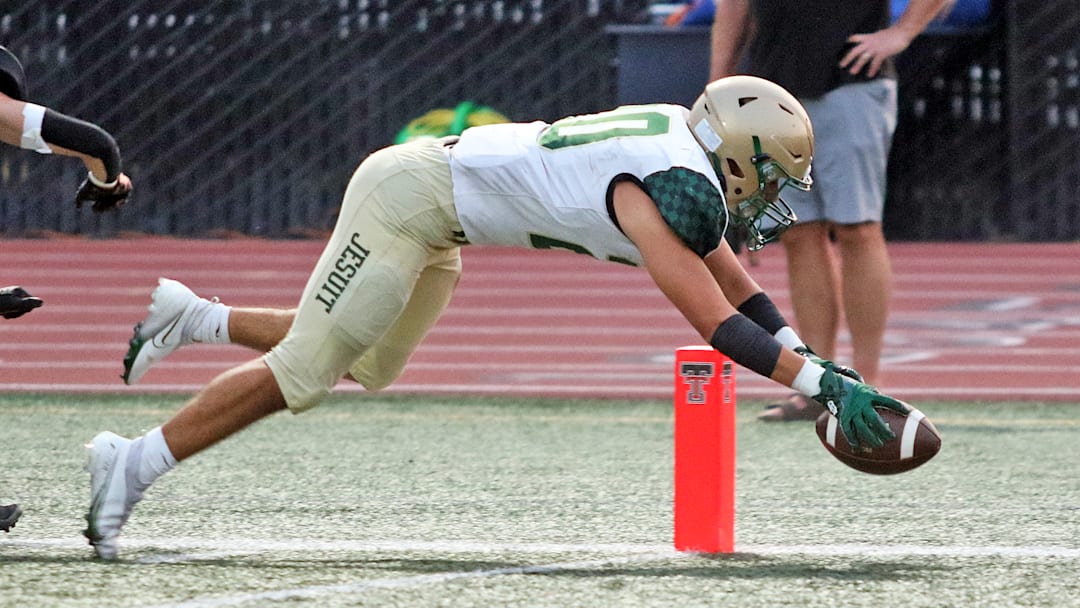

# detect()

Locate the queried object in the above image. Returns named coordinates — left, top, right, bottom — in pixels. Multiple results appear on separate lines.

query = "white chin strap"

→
left=20, top=103, right=53, bottom=154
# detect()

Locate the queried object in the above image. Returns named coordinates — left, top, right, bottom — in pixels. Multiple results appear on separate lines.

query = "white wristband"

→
left=87, top=171, right=117, bottom=189
left=773, top=326, right=803, bottom=350
left=791, top=359, right=826, bottom=397
left=20, top=103, right=52, bottom=154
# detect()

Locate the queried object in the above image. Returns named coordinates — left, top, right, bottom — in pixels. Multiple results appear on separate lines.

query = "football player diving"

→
left=86, top=75, right=909, bottom=559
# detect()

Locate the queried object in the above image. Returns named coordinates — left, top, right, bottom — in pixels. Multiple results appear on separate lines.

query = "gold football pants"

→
left=264, top=138, right=462, bottom=412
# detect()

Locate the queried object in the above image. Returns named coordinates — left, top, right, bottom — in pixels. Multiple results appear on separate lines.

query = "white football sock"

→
left=187, top=299, right=232, bottom=344
left=128, top=426, right=178, bottom=491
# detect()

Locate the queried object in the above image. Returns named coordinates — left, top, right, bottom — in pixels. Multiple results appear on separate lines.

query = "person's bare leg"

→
left=833, top=222, right=891, bottom=387
left=757, top=221, right=844, bottom=421
left=124, top=281, right=296, bottom=385
left=781, top=221, right=841, bottom=359
left=161, top=358, right=287, bottom=461
left=86, top=357, right=289, bottom=558
left=228, top=307, right=296, bottom=352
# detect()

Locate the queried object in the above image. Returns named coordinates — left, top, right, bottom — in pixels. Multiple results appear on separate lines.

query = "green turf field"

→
left=1, top=393, right=1078, bottom=607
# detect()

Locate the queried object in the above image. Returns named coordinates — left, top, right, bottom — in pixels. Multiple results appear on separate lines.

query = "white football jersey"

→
left=448, top=104, right=728, bottom=266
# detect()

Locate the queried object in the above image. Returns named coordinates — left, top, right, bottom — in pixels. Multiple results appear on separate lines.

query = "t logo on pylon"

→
left=679, top=362, right=715, bottom=404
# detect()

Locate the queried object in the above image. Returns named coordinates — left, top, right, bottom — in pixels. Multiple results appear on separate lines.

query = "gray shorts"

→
left=784, top=79, right=898, bottom=224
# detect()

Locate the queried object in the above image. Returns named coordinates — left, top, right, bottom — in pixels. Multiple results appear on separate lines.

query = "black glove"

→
left=794, top=345, right=863, bottom=383
left=75, top=175, right=131, bottom=213
left=0, top=286, right=44, bottom=319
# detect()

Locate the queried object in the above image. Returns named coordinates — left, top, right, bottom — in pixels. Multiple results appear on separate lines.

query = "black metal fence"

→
left=885, top=0, right=1080, bottom=242
left=0, top=0, right=644, bottom=237
left=1004, top=0, right=1080, bottom=241
left=884, top=21, right=1011, bottom=240
left=1, top=0, right=1078, bottom=241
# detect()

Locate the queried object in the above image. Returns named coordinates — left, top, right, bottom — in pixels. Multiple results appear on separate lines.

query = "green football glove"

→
left=812, top=362, right=908, bottom=449
left=794, top=345, right=863, bottom=382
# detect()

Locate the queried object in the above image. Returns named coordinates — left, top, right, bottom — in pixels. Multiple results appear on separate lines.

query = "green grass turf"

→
left=1, top=393, right=1078, bottom=607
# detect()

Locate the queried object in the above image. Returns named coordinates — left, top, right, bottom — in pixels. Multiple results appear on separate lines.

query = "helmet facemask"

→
left=727, top=136, right=811, bottom=250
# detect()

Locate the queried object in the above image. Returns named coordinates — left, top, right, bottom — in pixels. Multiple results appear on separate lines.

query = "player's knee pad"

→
left=263, top=350, right=338, bottom=414
left=346, top=258, right=459, bottom=391
left=348, top=348, right=409, bottom=392
left=334, top=263, right=411, bottom=346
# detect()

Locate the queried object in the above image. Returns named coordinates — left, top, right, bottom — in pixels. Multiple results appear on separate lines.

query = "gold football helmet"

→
left=688, top=75, right=814, bottom=250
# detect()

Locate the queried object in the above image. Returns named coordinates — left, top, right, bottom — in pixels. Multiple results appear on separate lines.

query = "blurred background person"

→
left=709, top=0, right=949, bottom=421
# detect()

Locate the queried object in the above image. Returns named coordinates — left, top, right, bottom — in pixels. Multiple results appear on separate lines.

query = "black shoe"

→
left=0, top=504, right=22, bottom=532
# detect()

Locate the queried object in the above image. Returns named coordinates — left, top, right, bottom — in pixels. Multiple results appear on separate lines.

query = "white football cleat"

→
left=84, top=431, right=144, bottom=560
left=122, top=278, right=218, bottom=385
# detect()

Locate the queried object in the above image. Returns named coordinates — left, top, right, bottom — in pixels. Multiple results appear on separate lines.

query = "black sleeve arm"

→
left=708, top=313, right=783, bottom=378
left=736, top=291, right=789, bottom=335
left=41, top=109, right=122, bottom=182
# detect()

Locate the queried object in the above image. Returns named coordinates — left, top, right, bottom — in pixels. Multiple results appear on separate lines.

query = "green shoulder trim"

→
left=642, top=167, right=725, bottom=257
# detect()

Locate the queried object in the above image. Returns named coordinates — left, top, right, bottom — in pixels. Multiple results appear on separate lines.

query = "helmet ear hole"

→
left=726, top=158, right=745, bottom=179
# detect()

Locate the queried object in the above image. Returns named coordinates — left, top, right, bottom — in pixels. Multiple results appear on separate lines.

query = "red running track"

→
left=2, top=238, right=1079, bottom=402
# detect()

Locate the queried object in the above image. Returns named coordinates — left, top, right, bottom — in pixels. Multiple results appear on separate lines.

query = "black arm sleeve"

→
left=40, top=109, right=122, bottom=181
left=709, top=313, right=783, bottom=378
left=736, top=291, right=789, bottom=335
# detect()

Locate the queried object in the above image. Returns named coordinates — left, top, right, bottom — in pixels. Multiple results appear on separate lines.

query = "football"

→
left=815, top=404, right=941, bottom=475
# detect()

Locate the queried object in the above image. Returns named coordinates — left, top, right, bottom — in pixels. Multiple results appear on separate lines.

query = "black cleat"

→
left=0, top=504, right=22, bottom=532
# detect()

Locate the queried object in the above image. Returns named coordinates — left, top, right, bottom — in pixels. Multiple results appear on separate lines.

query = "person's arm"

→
left=0, top=93, right=131, bottom=212
left=613, top=180, right=902, bottom=446
left=706, top=239, right=805, bottom=346
left=613, top=180, right=805, bottom=387
left=703, top=239, right=765, bottom=312
left=840, top=0, right=952, bottom=77
left=704, top=240, right=866, bottom=377
left=709, top=0, right=754, bottom=80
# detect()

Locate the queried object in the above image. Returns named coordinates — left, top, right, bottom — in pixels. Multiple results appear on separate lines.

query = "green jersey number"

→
left=538, top=109, right=671, bottom=150
left=531, top=107, right=670, bottom=266
left=529, top=234, right=637, bottom=266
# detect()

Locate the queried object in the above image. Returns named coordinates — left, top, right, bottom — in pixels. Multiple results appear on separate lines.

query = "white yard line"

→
left=149, top=538, right=1080, bottom=560
left=8, top=537, right=1079, bottom=607
left=14, top=537, right=1080, bottom=560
